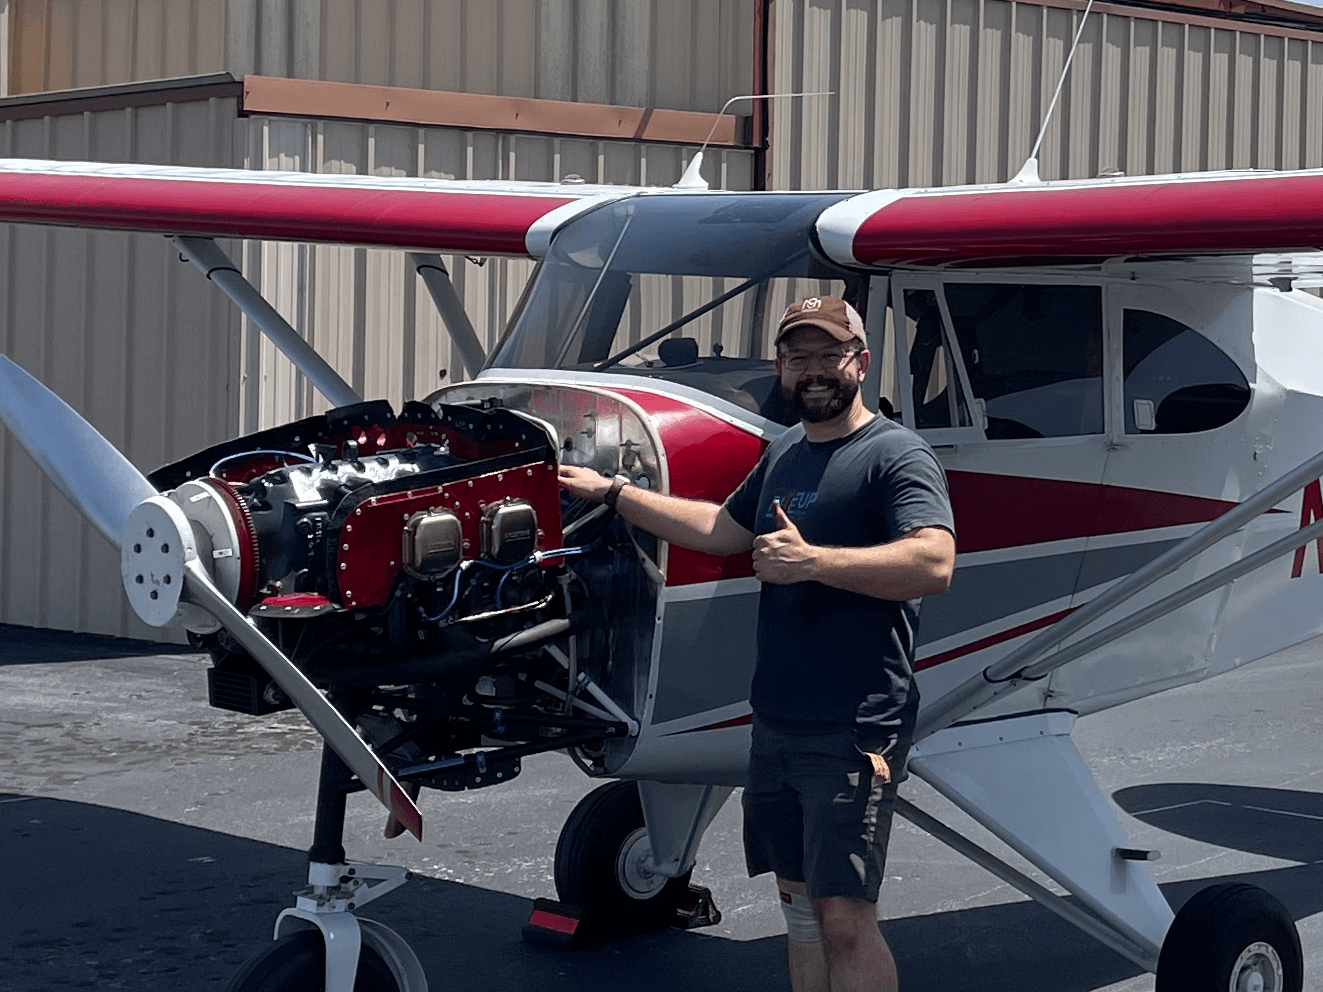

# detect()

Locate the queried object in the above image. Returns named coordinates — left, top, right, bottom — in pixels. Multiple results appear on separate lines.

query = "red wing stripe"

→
left=834, top=171, right=1323, bottom=266
left=0, top=169, right=576, bottom=256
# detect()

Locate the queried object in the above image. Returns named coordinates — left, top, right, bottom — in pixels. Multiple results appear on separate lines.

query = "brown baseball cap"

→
left=774, top=296, right=866, bottom=348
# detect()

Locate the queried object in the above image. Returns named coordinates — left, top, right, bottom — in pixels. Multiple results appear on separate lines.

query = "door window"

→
left=944, top=283, right=1105, bottom=439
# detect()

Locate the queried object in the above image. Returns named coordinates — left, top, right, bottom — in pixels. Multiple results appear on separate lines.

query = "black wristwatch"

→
left=603, top=474, right=631, bottom=508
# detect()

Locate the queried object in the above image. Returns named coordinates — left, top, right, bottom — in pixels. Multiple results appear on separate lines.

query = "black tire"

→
left=1156, top=882, right=1303, bottom=992
left=554, top=780, right=693, bottom=934
left=226, top=931, right=400, bottom=992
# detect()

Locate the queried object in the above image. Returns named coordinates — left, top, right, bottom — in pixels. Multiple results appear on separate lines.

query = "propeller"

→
left=0, top=355, right=422, bottom=840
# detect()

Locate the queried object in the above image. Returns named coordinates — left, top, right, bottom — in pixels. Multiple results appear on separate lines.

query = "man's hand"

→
left=558, top=465, right=614, bottom=502
left=752, top=501, right=819, bottom=585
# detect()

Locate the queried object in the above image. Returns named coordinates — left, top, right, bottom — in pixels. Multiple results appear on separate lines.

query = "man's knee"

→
left=813, top=895, right=879, bottom=950
left=775, top=877, right=821, bottom=943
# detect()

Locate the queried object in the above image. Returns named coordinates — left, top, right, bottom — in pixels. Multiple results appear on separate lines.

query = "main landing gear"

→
left=1156, top=883, right=1303, bottom=992
left=553, top=781, right=697, bottom=936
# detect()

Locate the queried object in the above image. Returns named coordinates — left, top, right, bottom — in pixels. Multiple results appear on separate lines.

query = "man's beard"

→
left=783, top=375, right=859, bottom=424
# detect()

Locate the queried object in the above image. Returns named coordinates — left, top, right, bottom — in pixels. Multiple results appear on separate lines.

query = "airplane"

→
left=2, top=152, right=1323, bottom=992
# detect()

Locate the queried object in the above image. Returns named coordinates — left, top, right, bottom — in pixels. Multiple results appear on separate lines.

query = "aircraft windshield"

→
left=486, top=192, right=864, bottom=422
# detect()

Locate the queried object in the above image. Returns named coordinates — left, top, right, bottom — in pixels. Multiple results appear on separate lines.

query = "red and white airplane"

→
left=2, top=152, right=1323, bottom=992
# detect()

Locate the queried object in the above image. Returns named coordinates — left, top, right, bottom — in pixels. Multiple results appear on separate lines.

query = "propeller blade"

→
left=184, top=562, right=424, bottom=839
left=119, top=497, right=423, bottom=840
left=0, top=367, right=426, bottom=842
left=0, top=355, right=156, bottom=548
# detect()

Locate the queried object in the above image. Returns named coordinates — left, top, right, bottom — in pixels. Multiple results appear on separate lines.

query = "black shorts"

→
left=742, top=718, right=910, bottom=902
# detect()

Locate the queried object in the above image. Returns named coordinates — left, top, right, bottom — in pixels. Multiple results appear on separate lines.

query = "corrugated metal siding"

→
left=770, top=0, right=1323, bottom=190
left=0, top=97, right=241, bottom=639
left=6, top=0, right=754, bottom=113
left=0, top=93, right=755, bottom=637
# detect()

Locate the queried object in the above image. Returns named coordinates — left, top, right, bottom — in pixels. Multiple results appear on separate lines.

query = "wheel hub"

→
left=1232, top=941, right=1283, bottom=992
left=615, top=827, right=667, bottom=900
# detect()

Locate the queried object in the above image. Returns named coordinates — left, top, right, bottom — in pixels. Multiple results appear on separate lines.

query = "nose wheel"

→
left=1155, top=883, right=1302, bottom=992
left=226, top=930, right=401, bottom=992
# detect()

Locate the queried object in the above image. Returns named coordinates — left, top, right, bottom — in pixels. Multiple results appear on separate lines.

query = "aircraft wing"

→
left=816, top=168, right=1323, bottom=267
left=0, top=158, right=635, bottom=257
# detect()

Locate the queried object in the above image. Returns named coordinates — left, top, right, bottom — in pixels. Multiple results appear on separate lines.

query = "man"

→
left=559, top=296, right=955, bottom=992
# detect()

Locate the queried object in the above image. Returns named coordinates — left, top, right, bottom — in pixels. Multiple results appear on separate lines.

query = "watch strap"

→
left=604, top=475, right=630, bottom=507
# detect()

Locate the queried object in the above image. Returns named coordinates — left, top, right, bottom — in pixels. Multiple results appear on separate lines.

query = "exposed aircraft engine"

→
left=153, top=398, right=564, bottom=618
left=137, top=381, right=749, bottom=794
left=146, top=399, right=632, bottom=782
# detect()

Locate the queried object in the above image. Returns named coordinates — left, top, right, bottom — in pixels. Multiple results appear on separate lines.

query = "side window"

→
left=944, top=283, right=1104, bottom=438
left=902, top=288, right=975, bottom=430
left=1123, top=310, right=1249, bottom=434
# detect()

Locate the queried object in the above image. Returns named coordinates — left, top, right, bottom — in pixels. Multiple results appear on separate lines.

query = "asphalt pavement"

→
left=0, top=623, right=1320, bottom=991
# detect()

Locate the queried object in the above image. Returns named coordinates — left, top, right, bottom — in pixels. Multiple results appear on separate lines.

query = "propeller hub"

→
left=120, top=496, right=197, bottom=627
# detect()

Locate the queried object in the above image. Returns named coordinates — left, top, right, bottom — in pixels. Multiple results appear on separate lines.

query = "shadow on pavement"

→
left=4, top=791, right=1321, bottom=992
left=1114, top=782, right=1323, bottom=869
left=0, top=624, right=182, bottom=667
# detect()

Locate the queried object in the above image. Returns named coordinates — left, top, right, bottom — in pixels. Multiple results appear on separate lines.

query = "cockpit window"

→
left=1123, top=310, right=1249, bottom=434
left=485, top=192, right=863, bottom=424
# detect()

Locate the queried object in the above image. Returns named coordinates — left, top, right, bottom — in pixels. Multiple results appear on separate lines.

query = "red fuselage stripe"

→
left=915, top=607, right=1078, bottom=670
left=945, top=472, right=1275, bottom=554
left=665, top=608, right=1076, bottom=734
left=665, top=712, right=755, bottom=735
left=0, top=173, right=574, bottom=255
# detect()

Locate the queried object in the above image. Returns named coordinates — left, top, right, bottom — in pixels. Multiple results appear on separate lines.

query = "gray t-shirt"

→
left=723, top=415, right=954, bottom=738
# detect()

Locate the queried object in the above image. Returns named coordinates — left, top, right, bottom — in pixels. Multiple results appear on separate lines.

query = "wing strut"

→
left=917, top=442, right=1323, bottom=739
left=172, top=236, right=361, bottom=409
left=410, top=254, right=487, bottom=379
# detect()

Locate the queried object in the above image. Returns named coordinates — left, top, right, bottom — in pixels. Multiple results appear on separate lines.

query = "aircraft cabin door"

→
left=1043, top=278, right=1259, bottom=713
left=886, top=274, right=1112, bottom=712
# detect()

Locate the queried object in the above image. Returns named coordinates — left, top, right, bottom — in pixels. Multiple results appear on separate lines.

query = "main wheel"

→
left=554, top=780, right=693, bottom=935
left=226, top=931, right=400, bottom=992
left=1155, top=883, right=1302, bottom=992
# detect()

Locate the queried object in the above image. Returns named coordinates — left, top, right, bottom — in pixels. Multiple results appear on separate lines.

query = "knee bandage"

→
left=779, top=890, right=822, bottom=943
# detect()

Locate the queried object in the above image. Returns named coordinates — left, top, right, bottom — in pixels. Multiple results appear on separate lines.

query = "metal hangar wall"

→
left=1, top=0, right=1322, bottom=637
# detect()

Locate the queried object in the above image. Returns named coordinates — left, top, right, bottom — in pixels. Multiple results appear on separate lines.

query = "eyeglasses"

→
left=778, top=348, right=862, bottom=372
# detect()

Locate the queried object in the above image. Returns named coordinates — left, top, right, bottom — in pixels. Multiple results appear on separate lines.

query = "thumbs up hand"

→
left=753, top=500, right=817, bottom=585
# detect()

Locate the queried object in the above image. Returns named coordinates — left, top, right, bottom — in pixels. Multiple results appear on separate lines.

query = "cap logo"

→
left=803, top=297, right=822, bottom=311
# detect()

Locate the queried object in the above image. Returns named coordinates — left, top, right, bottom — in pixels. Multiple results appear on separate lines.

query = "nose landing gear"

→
left=226, top=745, right=427, bottom=992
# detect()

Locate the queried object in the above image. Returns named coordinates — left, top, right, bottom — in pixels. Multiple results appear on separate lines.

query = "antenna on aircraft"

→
left=675, top=91, right=834, bottom=190
left=1011, top=0, right=1097, bottom=185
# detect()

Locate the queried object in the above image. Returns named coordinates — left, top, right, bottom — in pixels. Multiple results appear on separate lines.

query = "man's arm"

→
left=558, top=465, right=755, bottom=556
left=753, top=502, right=954, bottom=600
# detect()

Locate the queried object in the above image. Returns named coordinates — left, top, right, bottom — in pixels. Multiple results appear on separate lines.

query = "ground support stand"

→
left=521, top=883, right=722, bottom=949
